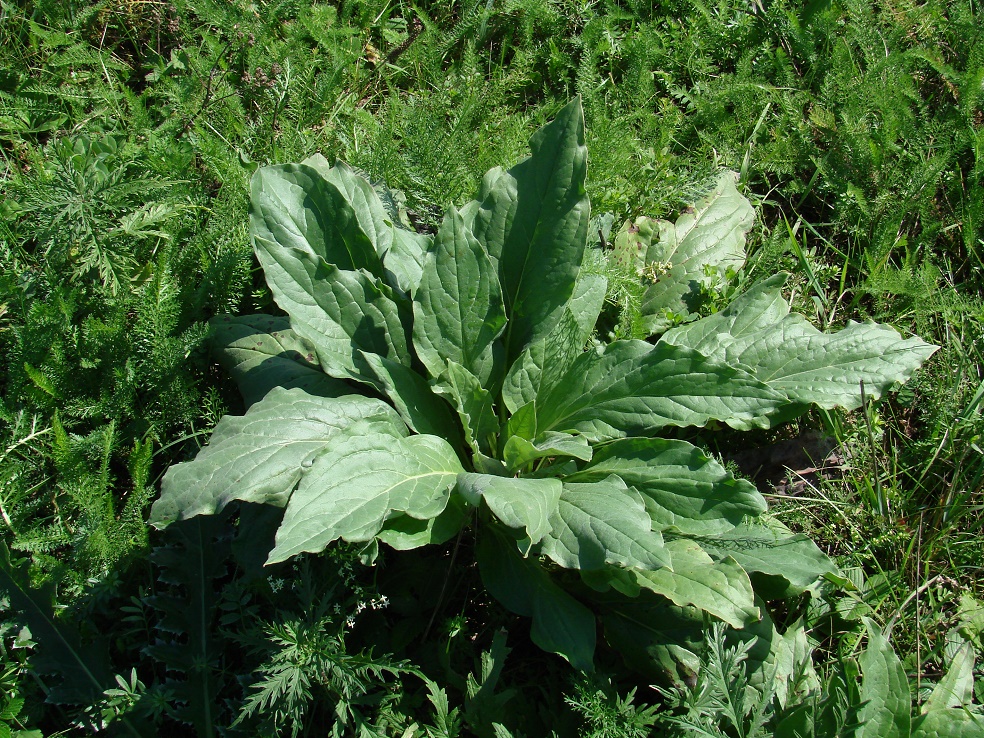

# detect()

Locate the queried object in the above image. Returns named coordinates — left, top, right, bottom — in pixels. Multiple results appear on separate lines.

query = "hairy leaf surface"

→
left=661, top=274, right=939, bottom=414
left=252, top=246, right=412, bottom=382
left=534, top=340, right=788, bottom=439
left=251, top=162, right=387, bottom=275
left=634, top=172, right=753, bottom=334
left=457, top=473, right=562, bottom=549
left=539, top=478, right=670, bottom=572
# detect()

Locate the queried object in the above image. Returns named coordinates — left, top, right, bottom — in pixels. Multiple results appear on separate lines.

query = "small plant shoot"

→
left=151, top=99, right=937, bottom=674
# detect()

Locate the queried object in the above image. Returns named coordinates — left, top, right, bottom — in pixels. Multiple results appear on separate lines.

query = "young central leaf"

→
left=412, top=206, right=506, bottom=385
left=470, top=98, right=590, bottom=362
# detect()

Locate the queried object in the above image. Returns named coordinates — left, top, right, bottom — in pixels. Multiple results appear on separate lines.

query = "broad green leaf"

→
left=356, top=351, right=463, bottom=441
left=413, top=206, right=506, bottom=384
left=565, top=437, right=765, bottom=534
left=301, top=154, right=429, bottom=295
left=506, top=401, right=538, bottom=442
left=376, top=496, right=469, bottom=550
left=634, top=171, right=753, bottom=334
left=250, top=163, right=387, bottom=276
left=534, top=339, right=788, bottom=440
left=434, top=361, right=499, bottom=457
left=857, top=618, right=911, bottom=738
left=503, top=431, right=593, bottom=472
left=539, top=478, right=670, bottom=572
left=209, top=314, right=349, bottom=406
left=687, top=523, right=836, bottom=596
left=911, top=709, right=984, bottom=738
left=924, top=640, right=975, bottom=712
left=253, top=245, right=412, bottom=381
left=385, top=226, right=430, bottom=296
left=150, top=388, right=407, bottom=526
left=501, top=272, right=607, bottom=413
left=661, top=275, right=939, bottom=414
left=471, top=99, right=590, bottom=362
left=597, top=538, right=759, bottom=628
left=269, top=433, right=463, bottom=563
left=610, top=214, right=658, bottom=275
left=477, top=531, right=595, bottom=671
left=457, top=473, right=562, bottom=549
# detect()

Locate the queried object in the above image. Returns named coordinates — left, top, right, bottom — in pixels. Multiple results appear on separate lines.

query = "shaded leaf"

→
left=477, top=531, right=595, bottom=671
left=208, top=314, right=349, bottom=406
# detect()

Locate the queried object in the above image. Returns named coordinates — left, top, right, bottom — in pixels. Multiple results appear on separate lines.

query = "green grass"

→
left=0, top=0, right=982, bottom=733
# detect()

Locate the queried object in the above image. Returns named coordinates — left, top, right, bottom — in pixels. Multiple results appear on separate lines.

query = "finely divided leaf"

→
left=539, top=478, right=670, bottom=572
left=413, top=206, right=506, bottom=384
left=565, top=437, right=766, bottom=534
left=534, top=339, right=787, bottom=440
left=269, top=434, right=463, bottom=563
left=150, top=388, right=407, bottom=526
left=209, top=314, right=349, bottom=406
left=471, top=99, right=590, bottom=362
